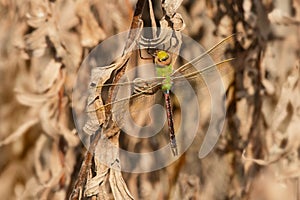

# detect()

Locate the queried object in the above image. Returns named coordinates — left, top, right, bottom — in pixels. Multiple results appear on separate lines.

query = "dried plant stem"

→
left=69, top=128, right=102, bottom=200
left=69, top=1, right=148, bottom=199
left=123, top=0, right=147, bottom=54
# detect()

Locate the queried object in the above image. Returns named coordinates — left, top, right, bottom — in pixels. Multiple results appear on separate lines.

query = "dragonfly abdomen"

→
left=164, top=91, right=178, bottom=156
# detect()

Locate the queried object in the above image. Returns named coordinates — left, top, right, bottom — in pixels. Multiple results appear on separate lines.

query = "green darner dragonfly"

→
left=86, top=33, right=237, bottom=157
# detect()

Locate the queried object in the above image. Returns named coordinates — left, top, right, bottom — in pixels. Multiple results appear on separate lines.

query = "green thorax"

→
left=155, top=64, right=173, bottom=91
left=155, top=50, right=173, bottom=92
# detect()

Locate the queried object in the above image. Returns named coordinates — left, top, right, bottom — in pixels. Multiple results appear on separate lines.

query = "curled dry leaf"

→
left=218, top=15, right=233, bottom=36
left=83, top=65, right=116, bottom=135
left=34, top=135, right=51, bottom=184
left=32, top=134, right=74, bottom=199
left=162, top=0, right=184, bottom=17
left=85, top=134, right=124, bottom=198
left=25, top=0, right=82, bottom=70
left=15, top=59, right=78, bottom=147
left=26, top=0, right=49, bottom=28
left=0, top=118, right=38, bottom=147
left=25, top=0, right=51, bottom=57
left=82, top=54, right=133, bottom=198
left=109, top=169, right=134, bottom=200
left=17, top=177, right=45, bottom=199
left=83, top=56, right=130, bottom=135
left=271, top=67, right=299, bottom=131
left=243, top=0, right=258, bottom=28
left=19, top=134, right=68, bottom=199
left=242, top=150, right=271, bottom=166
left=76, top=0, right=106, bottom=47
left=268, top=9, right=300, bottom=25
left=99, top=133, right=127, bottom=198
left=37, top=59, right=62, bottom=93
left=160, top=12, right=186, bottom=31
left=85, top=167, right=109, bottom=197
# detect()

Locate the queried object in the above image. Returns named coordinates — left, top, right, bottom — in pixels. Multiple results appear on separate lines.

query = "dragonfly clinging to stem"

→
left=87, top=33, right=238, bottom=157
left=154, top=50, right=179, bottom=156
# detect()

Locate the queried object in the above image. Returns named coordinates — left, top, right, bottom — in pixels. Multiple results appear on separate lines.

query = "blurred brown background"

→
left=0, top=0, right=299, bottom=199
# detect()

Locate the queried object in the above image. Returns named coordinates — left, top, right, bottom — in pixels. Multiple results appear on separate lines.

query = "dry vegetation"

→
left=0, top=0, right=300, bottom=199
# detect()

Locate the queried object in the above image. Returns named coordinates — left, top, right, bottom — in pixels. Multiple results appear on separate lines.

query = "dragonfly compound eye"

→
left=157, top=50, right=169, bottom=62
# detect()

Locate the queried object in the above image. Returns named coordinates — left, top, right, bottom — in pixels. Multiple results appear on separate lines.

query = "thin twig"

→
left=69, top=128, right=102, bottom=200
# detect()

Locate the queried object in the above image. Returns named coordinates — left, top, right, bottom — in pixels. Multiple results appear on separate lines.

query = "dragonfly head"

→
left=155, top=50, right=171, bottom=66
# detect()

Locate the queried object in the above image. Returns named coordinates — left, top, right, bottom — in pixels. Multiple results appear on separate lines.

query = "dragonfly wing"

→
left=198, top=129, right=223, bottom=158
left=111, top=82, right=165, bottom=138
left=82, top=63, right=122, bottom=135
left=172, top=34, right=236, bottom=77
left=76, top=54, right=133, bottom=136
left=84, top=70, right=163, bottom=134
left=172, top=58, right=234, bottom=90
left=170, top=35, right=236, bottom=158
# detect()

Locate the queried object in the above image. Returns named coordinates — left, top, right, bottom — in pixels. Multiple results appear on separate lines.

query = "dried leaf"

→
left=109, top=169, right=134, bottom=200
left=85, top=167, right=109, bottom=197
left=268, top=9, right=300, bottom=25
left=162, top=0, right=184, bottom=17
left=83, top=55, right=130, bottom=135
left=0, top=118, right=38, bottom=147
left=37, top=59, right=62, bottom=93
left=242, top=150, right=270, bottom=166
left=271, top=67, right=299, bottom=131
left=84, top=62, right=123, bottom=135
left=26, top=0, right=49, bottom=28
left=76, top=0, right=106, bottom=47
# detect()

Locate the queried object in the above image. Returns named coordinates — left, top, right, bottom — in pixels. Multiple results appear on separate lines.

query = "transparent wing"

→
left=171, top=34, right=237, bottom=90
left=86, top=74, right=165, bottom=134
left=171, top=34, right=237, bottom=78
left=170, top=34, right=237, bottom=158
left=172, top=58, right=235, bottom=89
left=86, top=78, right=162, bottom=114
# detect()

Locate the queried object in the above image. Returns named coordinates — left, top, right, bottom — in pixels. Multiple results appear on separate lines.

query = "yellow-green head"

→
left=155, top=50, right=172, bottom=66
left=157, top=50, right=169, bottom=61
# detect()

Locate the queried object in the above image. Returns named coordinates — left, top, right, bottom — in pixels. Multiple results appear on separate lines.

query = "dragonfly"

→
left=87, top=34, right=236, bottom=157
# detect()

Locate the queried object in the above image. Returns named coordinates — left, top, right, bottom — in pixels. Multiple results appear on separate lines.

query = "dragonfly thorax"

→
left=154, top=50, right=173, bottom=92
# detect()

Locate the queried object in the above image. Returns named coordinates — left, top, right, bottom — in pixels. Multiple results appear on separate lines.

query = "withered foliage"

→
left=0, top=0, right=299, bottom=199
